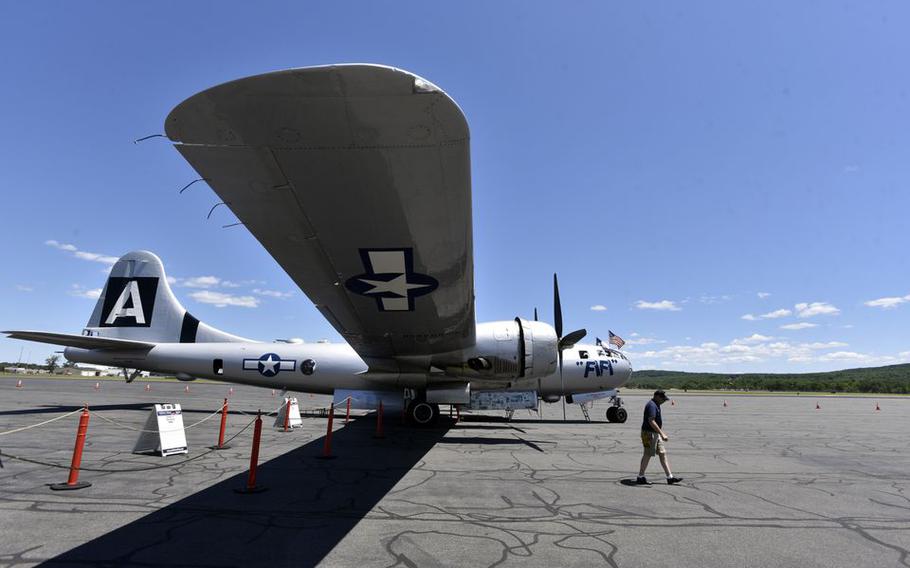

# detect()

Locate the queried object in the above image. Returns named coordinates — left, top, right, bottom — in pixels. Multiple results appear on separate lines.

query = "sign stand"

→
left=132, top=403, right=188, bottom=456
left=273, top=397, right=302, bottom=430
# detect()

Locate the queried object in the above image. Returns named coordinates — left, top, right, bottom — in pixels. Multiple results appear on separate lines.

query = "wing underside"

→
left=165, top=65, right=475, bottom=361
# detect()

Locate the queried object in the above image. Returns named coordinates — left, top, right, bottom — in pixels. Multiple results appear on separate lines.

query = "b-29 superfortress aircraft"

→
left=5, top=65, right=631, bottom=425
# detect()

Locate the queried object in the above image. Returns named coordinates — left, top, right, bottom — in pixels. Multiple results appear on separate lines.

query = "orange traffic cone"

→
left=16, top=379, right=23, bottom=388
left=228, top=387, right=234, bottom=396
left=94, top=382, right=100, bottom=390
left=145, top=383, right=151, bottom=392
left=671, top=399, right=676, bottom=407
left=875, top=402, right=881, bottom=411
left=184, top=384, right=190, bottom=393
left=816, top=401, right=821, bottom=410
left=271, top=389, right=276, bottom=397
left=723, top=399, right=728, bottom=408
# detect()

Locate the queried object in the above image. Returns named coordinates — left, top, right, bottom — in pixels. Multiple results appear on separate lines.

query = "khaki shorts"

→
left=641, top=430, right=666, bottom=457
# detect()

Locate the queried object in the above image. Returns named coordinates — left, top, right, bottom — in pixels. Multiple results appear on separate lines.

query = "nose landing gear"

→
left=606, top=394, right=627, bottom=423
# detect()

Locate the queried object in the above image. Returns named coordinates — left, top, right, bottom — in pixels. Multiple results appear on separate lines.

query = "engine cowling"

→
left=436, top=318, right=558, bottom=383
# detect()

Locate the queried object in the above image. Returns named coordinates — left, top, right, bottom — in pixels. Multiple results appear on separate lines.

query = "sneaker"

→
left=635, top=476, right=652, bottom=485
left=667, top=477, right=683, bottom=485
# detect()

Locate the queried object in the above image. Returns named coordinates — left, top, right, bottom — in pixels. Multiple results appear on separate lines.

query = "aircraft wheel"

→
left=606, top=407, right=617, bottom=422
left=613, top=407, right=628, bottom=423
left=408, top=401, right=439, bottom=427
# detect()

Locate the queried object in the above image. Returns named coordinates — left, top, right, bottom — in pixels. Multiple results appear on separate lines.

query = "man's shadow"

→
left=46, top=417, right=450, bottom=567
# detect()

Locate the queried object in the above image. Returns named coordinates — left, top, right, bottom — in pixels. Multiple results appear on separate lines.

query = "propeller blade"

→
left=533, top=307, right=538, bottom=322
left=553, top=273, right=563, bottom=339
left=558, top=328, right=587, bottom=351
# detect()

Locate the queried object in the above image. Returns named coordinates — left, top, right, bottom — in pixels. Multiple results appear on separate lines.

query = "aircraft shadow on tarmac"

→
left=46, top=418, right=450, bottom=567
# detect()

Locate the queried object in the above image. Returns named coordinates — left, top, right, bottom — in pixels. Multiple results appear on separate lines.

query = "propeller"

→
left=553, top=273, right=586, bottom=421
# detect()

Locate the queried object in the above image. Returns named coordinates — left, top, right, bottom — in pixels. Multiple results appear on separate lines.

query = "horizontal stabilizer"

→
left=3, top=330, right=155, bottom=351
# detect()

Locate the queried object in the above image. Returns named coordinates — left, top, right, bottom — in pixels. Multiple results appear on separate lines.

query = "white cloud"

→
left=625, top=336, right=666, bottom=346
left=189, top=290, right=259, bottom=308
left=698, top=294, right=733, bottom=304
left=757, top=292, right=771, bottom=299
left=732, top=334, right=774, bottom=344
left=818, top=351, right=869, bottom=362
left=864, top=295, right=910, bottom=310
left=626, top=336, right=867, bottom=368
left=46, top=240, right=118, bottom=265
left=760, top=309, right=792, bottom=319
left=780, top=322, right=818, bottom=330
left=253, top=288, right=294, bottom=299
left=589, top=305, right=607, bottom=312
left=634, top=300, right=681, bottom=311
left=795, top=302, right=840, bottom=318
left=69, top=285, right=102, bottom=300
left=742, top=308, right=790, bottom=321
left=179, top=276, right=221, bottom=288
left=16, top=285, right=34, bottom=292
left=804, top=341, right=849, bottom=350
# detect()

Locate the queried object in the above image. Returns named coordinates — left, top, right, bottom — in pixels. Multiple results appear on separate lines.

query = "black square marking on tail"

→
left=99, top=277, right=159, bottom=327
left=180, top=312, right=200, bottom=343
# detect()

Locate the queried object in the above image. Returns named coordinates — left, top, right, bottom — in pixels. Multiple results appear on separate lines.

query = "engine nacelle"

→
left=435, top=318, right=558, bottom=383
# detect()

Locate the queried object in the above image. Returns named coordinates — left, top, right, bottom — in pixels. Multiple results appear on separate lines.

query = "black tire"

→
left=614, top=407, right=628, bottom=423
left=606, top=407, right=617, bottom=422
left=408, top=401, right=439, bottom=427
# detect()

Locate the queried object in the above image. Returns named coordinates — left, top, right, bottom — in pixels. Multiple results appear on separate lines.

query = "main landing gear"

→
left=406, top=399, right=440, bottom=427
left=606, top=394, right=628, bottom=423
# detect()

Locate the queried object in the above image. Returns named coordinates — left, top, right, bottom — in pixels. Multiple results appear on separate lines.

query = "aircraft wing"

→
left=3, top=331, right=155, bottom=351
left=165, top=65, right=474, bottom=362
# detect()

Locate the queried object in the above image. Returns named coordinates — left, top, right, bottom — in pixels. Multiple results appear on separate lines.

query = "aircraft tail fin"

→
left=84, top=251, right=250, bottom=344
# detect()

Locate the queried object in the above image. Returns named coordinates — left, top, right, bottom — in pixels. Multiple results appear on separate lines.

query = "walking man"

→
left=637, top=390, right=683, bottom=485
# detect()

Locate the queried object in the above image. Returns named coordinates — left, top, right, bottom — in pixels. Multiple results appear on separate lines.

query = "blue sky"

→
left=2, top=2, right=909, bottom=372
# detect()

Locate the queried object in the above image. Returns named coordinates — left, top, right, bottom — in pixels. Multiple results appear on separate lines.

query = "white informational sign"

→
left=132, top=403, right=188, bottom=456
left=273, top=397, right=302, bottom=429
left=468, top=391, right=538, bottom=411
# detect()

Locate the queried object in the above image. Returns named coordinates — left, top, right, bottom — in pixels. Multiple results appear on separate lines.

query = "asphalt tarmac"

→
left=1, top=377, right=908, bottom=567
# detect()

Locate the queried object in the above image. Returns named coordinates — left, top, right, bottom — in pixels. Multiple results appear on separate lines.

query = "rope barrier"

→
left=0, top=395, right=357, bottom=474
left=0, top=409, right=84, bottom=437
left=0, top=415, right=258, bottom=473
left=88, top=403, right=227, bottom=433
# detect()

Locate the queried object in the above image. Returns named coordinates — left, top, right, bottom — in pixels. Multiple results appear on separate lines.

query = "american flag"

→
left=608, top=330, right=625, bottom=349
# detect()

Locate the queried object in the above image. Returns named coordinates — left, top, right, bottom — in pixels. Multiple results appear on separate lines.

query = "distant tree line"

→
left=629, top=364, right=910, bottom=394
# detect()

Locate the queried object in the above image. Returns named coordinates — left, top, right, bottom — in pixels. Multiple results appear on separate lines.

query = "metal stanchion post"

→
left=50, top=406, right=92, bottom=491
left=317, top=403, right=336, bottom=459
left=212, top=398, right=230, bottom=449
left=374, top=400, right=385, bottom=439
left=236, top=412, right=266, bottom=493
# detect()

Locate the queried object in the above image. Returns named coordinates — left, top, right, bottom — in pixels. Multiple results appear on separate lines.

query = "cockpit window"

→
left=578, top=350, right=589, bottom=359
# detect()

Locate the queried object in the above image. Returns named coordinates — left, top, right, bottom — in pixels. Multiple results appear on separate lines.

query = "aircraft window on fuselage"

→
left=578, top=350, right=589, bottom=359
